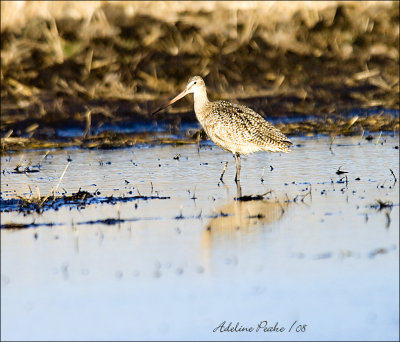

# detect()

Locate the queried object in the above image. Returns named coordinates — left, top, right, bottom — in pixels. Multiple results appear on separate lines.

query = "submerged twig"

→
left=54, top=162, right=71, bottom=195
left=375, top=131, right=382, bottom=146
left=36, top=150, right=50, bottom=167
left=384, top=163, right=397, bottom=184
left=219, top=161, right=228, bottom=182
left=329, top=135, right=335, bottom=154
left=301, top=184, right=312, bottom=202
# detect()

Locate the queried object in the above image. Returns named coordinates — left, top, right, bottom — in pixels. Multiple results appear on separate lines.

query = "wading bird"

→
left=152, top=76, right=292, bottom=182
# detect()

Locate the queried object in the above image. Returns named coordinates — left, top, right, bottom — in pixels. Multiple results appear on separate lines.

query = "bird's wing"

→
left=214, top=101, right=292, bottom=147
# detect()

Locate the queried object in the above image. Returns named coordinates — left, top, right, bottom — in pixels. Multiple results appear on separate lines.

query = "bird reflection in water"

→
left=201, top=182, right=290, bottom=269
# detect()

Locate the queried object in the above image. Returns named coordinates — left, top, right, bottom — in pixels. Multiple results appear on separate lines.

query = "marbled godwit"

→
left=153, top=76, right=292, bottom=182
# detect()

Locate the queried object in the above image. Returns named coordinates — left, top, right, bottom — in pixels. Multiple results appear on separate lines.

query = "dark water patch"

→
left=236, top=194, right=267, bottom=202
left=313, top=252, right=333, bottom=260
left=1, top=222, right=64, bottom=230
left=1, top=189, right=171, bottom=214
left=291, top=246, right=397, bottom=260
left=78, top=218, right=129, bottom=226
left=12, top=166, right=41, bottom=174
left=368, top=245, right=397, bottom=258
left=73, top=211, right=231, bottom=226
left=369, top=200, right=395, bottom=211
left=79, top=218, right=126, bottom=225
left=174, top=211, right=233, bottom=221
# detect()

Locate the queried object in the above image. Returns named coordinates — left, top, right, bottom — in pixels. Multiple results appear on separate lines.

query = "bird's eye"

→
left=194, top=81, right=197, bottom=84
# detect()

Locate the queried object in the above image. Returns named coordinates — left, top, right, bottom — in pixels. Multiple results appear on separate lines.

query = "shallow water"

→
left=1, top=135, right=399, bottom=341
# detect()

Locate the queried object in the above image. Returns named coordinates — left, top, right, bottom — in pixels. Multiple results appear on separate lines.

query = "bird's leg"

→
left=196, top=131, right=201, bottom=154
left=234, top=153, right=241, bottom=183
left=219, top=161, right=228, bottom=182
left=236, top=179, right=242, bottom=198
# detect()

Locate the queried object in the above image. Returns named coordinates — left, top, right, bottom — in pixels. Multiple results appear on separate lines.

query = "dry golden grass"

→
left=1, top=1, right=394, bottom=32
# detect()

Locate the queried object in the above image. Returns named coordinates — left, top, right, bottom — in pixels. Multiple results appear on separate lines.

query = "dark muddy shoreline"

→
left=1, top=112, right=398, bottom=152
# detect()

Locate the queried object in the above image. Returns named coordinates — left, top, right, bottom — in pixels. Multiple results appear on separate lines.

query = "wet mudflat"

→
left=1, top=134, right=399, bottom=341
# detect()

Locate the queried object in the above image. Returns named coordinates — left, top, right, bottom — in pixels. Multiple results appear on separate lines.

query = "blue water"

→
left=1, top=135, right=399, bottom=341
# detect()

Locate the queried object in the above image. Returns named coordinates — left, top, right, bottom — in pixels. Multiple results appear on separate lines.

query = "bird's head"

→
left=184, top=76, right=205, bottom=94
left=152, top=76, right=205, bottom=115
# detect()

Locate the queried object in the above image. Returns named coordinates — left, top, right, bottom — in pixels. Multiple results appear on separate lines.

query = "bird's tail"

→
left=264, top=139, right=292, bottom=153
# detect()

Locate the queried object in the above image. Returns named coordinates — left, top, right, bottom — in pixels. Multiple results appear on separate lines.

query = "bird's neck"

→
left=193, top=88, right=209, bottom=120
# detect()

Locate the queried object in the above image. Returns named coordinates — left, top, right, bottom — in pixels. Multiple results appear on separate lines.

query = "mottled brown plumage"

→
left=153, top=76, right=292, bottom=182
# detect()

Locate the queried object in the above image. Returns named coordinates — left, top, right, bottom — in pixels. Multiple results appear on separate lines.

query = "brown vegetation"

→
left=1, top=1, right=399, bottom=152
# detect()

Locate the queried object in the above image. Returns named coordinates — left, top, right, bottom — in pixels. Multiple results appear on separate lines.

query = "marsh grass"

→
left=1, top=1, right=399, bottom=151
